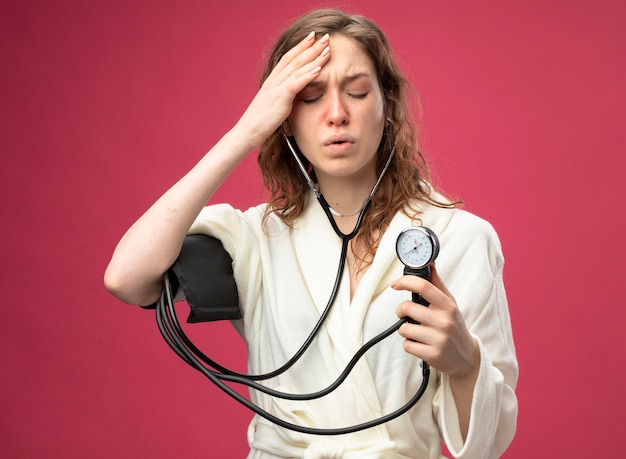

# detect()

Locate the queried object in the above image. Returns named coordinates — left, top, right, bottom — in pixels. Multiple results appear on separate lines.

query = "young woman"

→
left=105, top=9, right=518, bottom=458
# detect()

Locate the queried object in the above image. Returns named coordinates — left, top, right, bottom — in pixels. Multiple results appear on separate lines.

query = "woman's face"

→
left=286, top=34, right=385, bottom=185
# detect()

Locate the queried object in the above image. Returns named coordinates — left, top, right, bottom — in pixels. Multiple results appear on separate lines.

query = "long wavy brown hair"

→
left=258, top=9, right=455, bottom=267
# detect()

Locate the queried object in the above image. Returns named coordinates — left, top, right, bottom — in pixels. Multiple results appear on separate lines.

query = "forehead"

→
left=314, top=34, right=378, bottom=84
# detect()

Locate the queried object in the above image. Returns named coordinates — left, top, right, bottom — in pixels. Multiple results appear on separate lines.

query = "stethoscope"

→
left=155, top=131, right=438, bottom=435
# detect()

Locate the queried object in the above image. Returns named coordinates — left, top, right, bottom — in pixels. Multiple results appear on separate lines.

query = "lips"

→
left=324, top=135, right=355, bottom=153
left=324, top=135, right=354, bottom=146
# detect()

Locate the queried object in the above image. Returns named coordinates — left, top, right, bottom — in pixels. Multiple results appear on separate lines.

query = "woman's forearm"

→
left=448, top=340, right=480, bottom=441
left=104, top=33, right=331, bottom=306
left=103, top=126, right=254, bottom=306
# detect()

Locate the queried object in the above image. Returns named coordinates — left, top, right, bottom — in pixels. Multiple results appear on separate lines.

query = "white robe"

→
left=189, top=192, right=518, bottom=459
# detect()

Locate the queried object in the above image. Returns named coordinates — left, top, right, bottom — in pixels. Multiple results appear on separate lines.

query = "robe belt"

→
left=248, top=419, right=399, bottom=458
left=302, top=439, right=398, bottom=459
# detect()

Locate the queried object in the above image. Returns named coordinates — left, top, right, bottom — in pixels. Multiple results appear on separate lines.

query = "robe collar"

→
left=292, top=190, right=455, bottom=317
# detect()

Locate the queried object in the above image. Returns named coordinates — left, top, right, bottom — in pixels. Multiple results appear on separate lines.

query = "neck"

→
left=316, top=174, right=376, bottom=219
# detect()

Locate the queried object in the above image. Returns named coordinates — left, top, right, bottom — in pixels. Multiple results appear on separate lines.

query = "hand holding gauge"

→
left=395, top=226, right=440, bottom=305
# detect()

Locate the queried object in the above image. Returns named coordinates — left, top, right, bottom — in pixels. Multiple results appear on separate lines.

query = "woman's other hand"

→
left=392, top=264, right=480, bottom=440
left=392, top=265, right=479, bottom=378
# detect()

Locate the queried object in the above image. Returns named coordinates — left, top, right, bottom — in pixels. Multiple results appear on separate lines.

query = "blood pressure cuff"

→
left=143, top=234, right=241, bottom=323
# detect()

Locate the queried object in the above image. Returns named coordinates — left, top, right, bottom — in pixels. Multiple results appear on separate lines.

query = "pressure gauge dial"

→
left=396, top=226, right=440, bottom=270
left=396, top=226, right=440, bottom=306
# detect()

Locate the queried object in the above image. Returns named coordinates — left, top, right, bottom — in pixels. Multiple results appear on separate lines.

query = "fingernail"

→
left=311, top=65, right=321, bottom=74
left=306, top=31, right=315, bottom=40
left=320, top=33, right=329, bottom=43
left=321, top=45, right=330, bottom=57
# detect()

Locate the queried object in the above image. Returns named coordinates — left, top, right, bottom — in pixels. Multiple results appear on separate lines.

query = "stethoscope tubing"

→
left=153, top=137, right=431, bottom=435
left=159, top=273, right=419, bottom=400
left=162, top=234, right=352, bottom=380
left=156, top=276, right=430, bottom=435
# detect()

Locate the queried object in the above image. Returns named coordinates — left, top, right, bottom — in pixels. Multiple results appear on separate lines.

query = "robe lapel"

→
left=292, top=195, right=345, bottom=315
left=293, top=195, right=455, bottom=336
left=290, top=196, right=455, bottom=431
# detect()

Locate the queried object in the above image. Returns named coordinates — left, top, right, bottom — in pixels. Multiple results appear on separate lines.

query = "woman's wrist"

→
left=448, top=338, right=480, bottom=381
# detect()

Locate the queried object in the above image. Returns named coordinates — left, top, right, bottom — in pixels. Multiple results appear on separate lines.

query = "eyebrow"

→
left=306, top=72, right=373, bottom=89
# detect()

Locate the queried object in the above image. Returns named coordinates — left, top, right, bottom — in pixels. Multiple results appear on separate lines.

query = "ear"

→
left=282, top=119, right=293, bottom=137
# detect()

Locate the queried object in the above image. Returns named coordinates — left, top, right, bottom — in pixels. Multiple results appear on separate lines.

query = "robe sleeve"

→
left=433, top=211, right=518, bottom=458
left=188, top=203, right=266, bottom=325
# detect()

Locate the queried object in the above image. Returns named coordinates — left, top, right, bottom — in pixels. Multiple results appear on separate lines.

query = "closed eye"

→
left=349, top=92, right=369, bottom=100
left=300, top=90, right=369, bottom=104
left=302, top=95, right=322, bottom=104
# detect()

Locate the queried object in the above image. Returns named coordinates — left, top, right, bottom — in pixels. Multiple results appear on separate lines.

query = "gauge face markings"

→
left=396, top=227, right=434, bottom=269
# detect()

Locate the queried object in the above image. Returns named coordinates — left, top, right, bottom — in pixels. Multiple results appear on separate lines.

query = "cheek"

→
left=367, top=111, right=385, bottom=141
left=366, top=95, right=386, bottom=130
left=286, top=109, right=312, bottom=139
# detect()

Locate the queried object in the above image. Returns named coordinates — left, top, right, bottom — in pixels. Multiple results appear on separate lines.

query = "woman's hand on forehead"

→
left=234, top=32, right=331, bottom=149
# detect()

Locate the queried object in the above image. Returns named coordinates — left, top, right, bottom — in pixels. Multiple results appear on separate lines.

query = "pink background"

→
left=2, top=0, right=625, bottom=457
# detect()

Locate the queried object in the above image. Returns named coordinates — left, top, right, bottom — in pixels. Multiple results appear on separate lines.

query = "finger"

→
left=271, top=33, right=330, bottom=84
left=392, top=272, right=455, bottom=311
left=280, top=36, right=330, bottom=86
left=392, top=275, right=441, bottom=308
left=401, top=338, right=430, bottom=362
left=280, top=32, right=330, bottom=68
left=275, top=31, right=317, bottom=67
left=429, top=264, right=455, bottom=301
left=397, top=322, right=444, bottom=364
left=396, top=299, right=437, bottom=327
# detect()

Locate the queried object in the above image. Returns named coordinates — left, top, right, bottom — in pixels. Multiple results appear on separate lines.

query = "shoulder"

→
left=189, top=202, right=271, bottom=235
left=415, top=200, right=495, bottom=236
left=410, top=188, right=500, bottom=246
left=188, top=201, right=295, bottom=243
left=444, top=208, right=500, bottom=245
left=413, top=200, right=504, bottom=273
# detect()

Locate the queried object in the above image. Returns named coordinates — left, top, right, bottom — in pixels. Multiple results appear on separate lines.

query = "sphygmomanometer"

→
left=152, top=132, right=440, bottom=435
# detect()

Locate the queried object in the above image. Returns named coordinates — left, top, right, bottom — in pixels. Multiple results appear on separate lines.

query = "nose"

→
left=325, top=90, right=349, bottom=126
